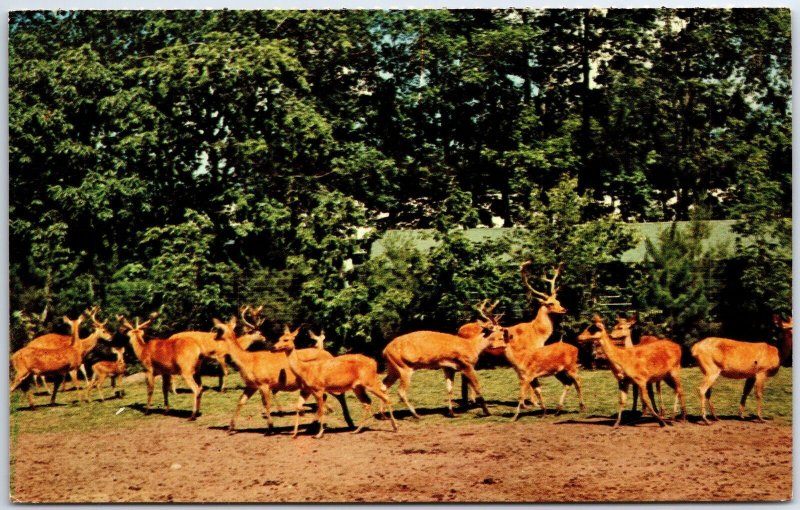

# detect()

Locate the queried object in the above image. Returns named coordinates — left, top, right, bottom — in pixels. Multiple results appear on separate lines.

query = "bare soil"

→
left=11, top=414, right=791, bottom=503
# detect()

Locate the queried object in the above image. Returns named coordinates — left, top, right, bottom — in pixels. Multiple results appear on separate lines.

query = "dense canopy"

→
left=9, top=9, right=791, bottom=355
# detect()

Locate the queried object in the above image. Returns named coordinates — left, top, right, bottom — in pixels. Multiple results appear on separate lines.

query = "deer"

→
left=609, top=315, right=681, bottom=417
left=23, top=306, right=109, bottom=393
left=211, top=308, right=354, bottom=434
left=86, top=346, right=126, bottom=401
left=14, top=304, right=61, bottom=393
left=118, top=313, right=205, bottom=420
left=495, top=261, right=569, bottom=412
left=11, top=311, right=111, bottom=408
left=690, top=333, right=783, bottom=425
left=490, top=327, right=586, bottom=421
left=269, top=320, right=398, bottom=439
left=576, top=314, right=687, bottom=428
left=167, top=306, right=268, bottom=392
left=382, top=316, right=508, bottom=419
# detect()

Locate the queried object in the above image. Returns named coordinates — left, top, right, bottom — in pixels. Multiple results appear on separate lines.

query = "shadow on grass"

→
left=126, top=402, right=196, bottom=419
left=12, top=402, right=69, bottom=412
left=555, top=410, right=702, bottom=427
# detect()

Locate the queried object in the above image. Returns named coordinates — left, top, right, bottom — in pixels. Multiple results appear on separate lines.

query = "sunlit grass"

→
left=9, top=365, right=792, bottom=435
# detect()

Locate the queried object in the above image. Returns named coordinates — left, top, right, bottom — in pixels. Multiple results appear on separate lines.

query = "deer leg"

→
left=229, top=386, right=257, bottom=434
left=698, top=370, right=721, bottom=424
left=50, top=375, right=63, bottom=405
left=530, top=379, right=546, bottom=416
left=217, top=356, right=228, bottom=392
left=255, top=386, right=272, bottom=433
left=654, top=382, right=664, bottom=418
left=183, top=371, right=204, bottom=421
left=313, top=393, right=327, bottom=439
left=614, top=379, right=630, bottom=428
left=333, top=393, right=355, bottom=429
left=739, top=377, right=756, bottom=420
left=352, top=386, right=374, bottom=434
left=79, top=364, right=89, bottom=388
left=95, top=373, right=107, bottom=402
left=638, top=382, right=666, bottom=427
left=368, top=384, right=398, bottom=432
left=394, top=366, right=419, bottom=419
left=292, top=392, right=307, bottom=438
left=10, top=372, right=35, bottom=408
left=631, top=384, right=640, bottom=413
left=512, top=376, right=530, bottom=421
left=161, top=374, right=171, bottom=414
left=170, top=377, right=178, bottom=395
left=144, top=371, right=156, bottom=415
left=443, top=367, right=457, bottom=417
left=460, top=365, right=489, bottom=416
left=572, top=370, right=586, bottom=412
left=754, top=373, right=767, bottom=423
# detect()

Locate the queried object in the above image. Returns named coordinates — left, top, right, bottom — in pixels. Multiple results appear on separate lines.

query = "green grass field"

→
left=9, top=365, right=793, bottom=436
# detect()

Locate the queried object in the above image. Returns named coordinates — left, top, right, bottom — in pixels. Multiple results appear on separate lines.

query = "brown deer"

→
left=11, top=312, right=111, bottom=408
left=270, top=321, right=398, bottom=439
left=691, top=334, right=782, bottom=424
left=496, top=262, right=568, bottom=412
left=382, top=317, right=507, bottom=418
left=490, top=332, right=585, bottom=421
left=211, top=308, right=353, bottom=433
left=15, top=305, right=61, bottom=393
left=577, top=315, right=686, bottom=428
left=119, top=314, right=205, bottom=420
left=610, top=316, right=680, bottom=417
left=86, top=346, right=126, bottom=401
left=24, top=306, right=111, bottom=392
left=167, top=306, right=267, bottom=392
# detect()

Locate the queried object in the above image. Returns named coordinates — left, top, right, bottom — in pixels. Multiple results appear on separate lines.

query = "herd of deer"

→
left=10, top=262, right=793, bottom=438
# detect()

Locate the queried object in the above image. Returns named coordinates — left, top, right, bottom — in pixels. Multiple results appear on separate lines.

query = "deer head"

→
left=576, top=314, right=605, bottom=344
left=85, top=306, right=113, bottom=341
left=520, top=261, right=567, bottom=314
left=309, top=329, right=326, bottom=350
left=272, top=324, right=303, bottom=353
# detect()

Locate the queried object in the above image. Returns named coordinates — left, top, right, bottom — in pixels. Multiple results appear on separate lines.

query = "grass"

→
left=9, top=365, right=793, bottom=436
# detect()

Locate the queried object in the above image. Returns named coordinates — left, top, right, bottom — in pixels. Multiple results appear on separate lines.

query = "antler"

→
left=85, top=305, right=108, bottom=327
left=138, top=311, right=158, bottom=330
left=240, top=305, right=254, bottom=329
left=520, top=261, right=550, bottom=300
left=476, top=299, right=500, bottom=324
left=540, top=262, right=564, bottom=296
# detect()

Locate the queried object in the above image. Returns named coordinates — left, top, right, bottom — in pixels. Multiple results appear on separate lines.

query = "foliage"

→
left=8, top=9, right=791, bottom=353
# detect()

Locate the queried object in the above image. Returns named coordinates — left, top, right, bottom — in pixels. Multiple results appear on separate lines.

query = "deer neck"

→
left=237, top=332, right=260, bottom=350
left=222, top=334, right=250, bottom=367
left=79, top=330, right=103, bottom=357
left=526, top=306, right=554, bottom=349
left=596, top=329, right=625, bottom=369
left=284, top=346, right=312, bottom=384
left=127, top=332, right=145, bottom=361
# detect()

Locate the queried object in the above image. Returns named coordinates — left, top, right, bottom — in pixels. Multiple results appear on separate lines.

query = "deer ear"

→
left=283, top=324, right=291, bottom=335
left=62, top=315, right=71, bottom=325
left=213, top=318, right=224, bottom=327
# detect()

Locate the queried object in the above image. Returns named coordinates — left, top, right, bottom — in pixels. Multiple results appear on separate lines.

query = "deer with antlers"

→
left=22, top=306, right=109, bottom=393
left=86, top=346, right=126, bottom=401
left=211, top=308, right=353, bottom=434
left=577, top=314, right=686, bottom=428
left=11, top=309, right=112, bottom=407
left=167, top=306, right=268, bottom=392
left=494, top=262, right=573, bottom=412
left=119, top=313, right=206, bottom=420
left=691, top=332, right=784, bottom=424
left=268, top=321, right=397, bottom=438
left=382, top=313, right=508, bottom=418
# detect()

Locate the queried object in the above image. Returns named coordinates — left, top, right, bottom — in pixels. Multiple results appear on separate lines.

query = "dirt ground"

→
left=11, top=413, right=791, bottom=503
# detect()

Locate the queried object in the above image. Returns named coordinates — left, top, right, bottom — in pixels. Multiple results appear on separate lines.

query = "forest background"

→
left=8, top=9, right=792, bottom=360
